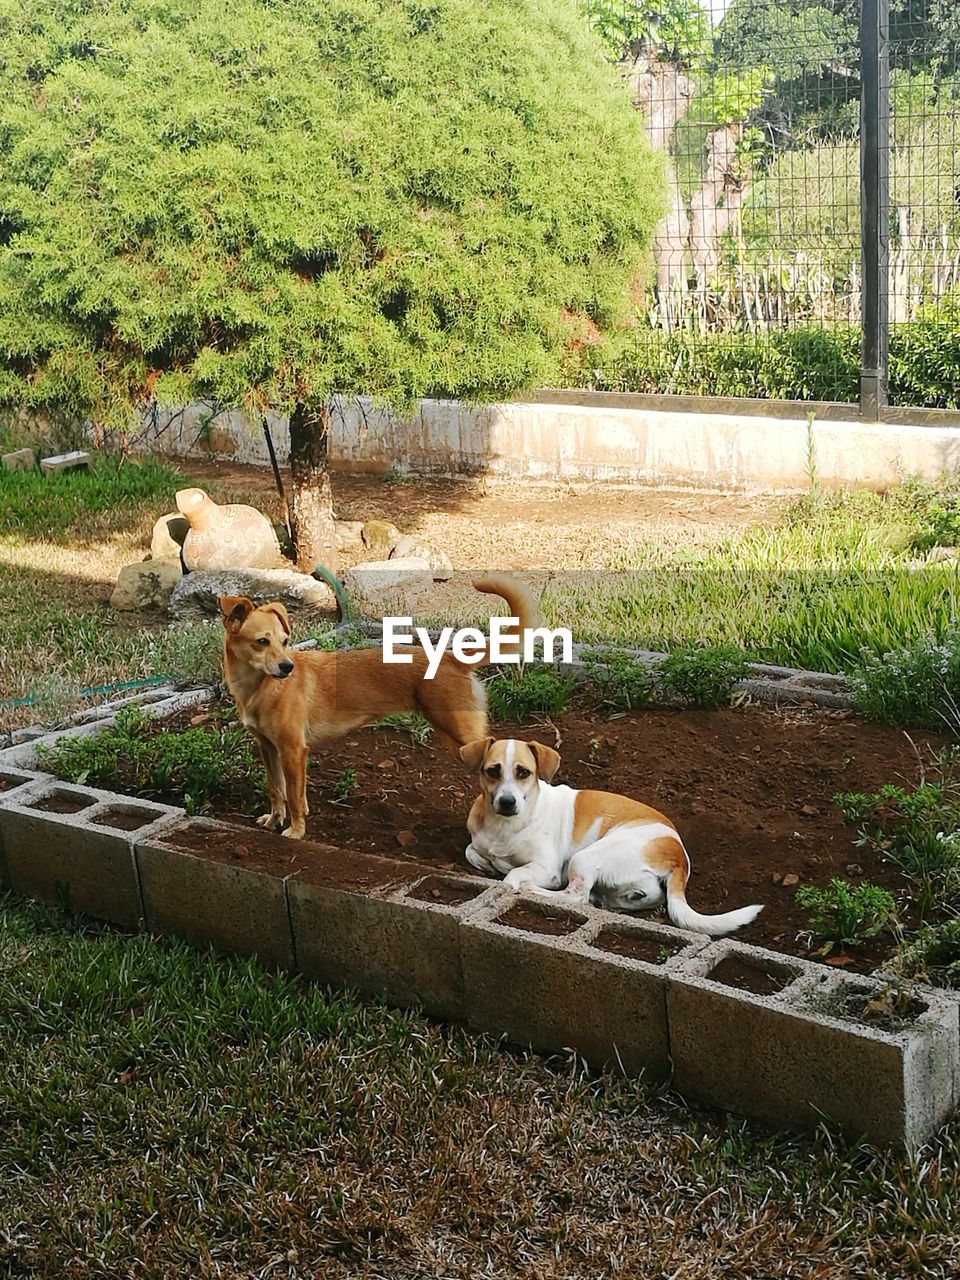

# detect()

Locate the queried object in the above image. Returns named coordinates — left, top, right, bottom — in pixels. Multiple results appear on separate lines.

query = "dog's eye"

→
left=256, top=637, right=269, bottom=646
left=515, top=767, right=531, bottom=779
left=484, top=765, right=501, bottom=779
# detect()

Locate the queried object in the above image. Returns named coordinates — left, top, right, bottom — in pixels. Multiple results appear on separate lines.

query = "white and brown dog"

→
left=461, top=737, right=763, bottom=937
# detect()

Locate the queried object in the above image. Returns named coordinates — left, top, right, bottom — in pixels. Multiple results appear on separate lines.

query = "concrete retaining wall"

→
left=135, top=394, right=960, bottom=491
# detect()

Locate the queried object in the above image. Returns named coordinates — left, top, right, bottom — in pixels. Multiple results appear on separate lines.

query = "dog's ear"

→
left=527, top=741, right=561, bottom=782
left=460, top=737, right=494, bottom=773
left=262, top=601, right=290, bottom=636
left=219, top=595, right=254, bottom=631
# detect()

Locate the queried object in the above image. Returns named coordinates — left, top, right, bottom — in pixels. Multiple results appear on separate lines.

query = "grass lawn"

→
left=2, top=895, right=959, bottom=1279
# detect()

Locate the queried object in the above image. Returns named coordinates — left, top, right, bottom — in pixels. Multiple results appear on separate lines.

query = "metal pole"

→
left=860, top=0, right=890, bottom=420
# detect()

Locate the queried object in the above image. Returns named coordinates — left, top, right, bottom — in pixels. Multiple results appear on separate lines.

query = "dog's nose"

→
left=496, top=795, right=517, bottom=815
left=278, top=660, right=294, bottom=676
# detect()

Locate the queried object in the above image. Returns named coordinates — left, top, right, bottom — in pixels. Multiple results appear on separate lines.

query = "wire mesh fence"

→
left=582, top=0, right=960, bottom=413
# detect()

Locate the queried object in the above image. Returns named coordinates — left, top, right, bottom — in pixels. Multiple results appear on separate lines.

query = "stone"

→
left=361, top=519, right=402, bottom=555
left=110, top=559, right=183, bottom=611
left=40, top=450, right=91, bottom=474
left=150, top=512, right=189, bottom=562
left=389, top=535, right=454, bottom=581
left=341, top=557, right=433, bottom=616
left=1, top=447, right=36, bottom=472
left=168, top=567, right=335, bottom=618
left=176, top=486, right=282, bottom=571
left=335, top=520, right=365, bottom=552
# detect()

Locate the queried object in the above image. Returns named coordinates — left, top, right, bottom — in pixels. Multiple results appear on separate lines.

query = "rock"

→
left=927, top=546, right=959, bottom=562
left=342, top=557, right=433, bottom=616
left=361, top=519, right=402, bottom=555
left=40, top=450, right=91, bottom=474
left=176, top=487, right=282, bottom=571
left=150, top=512, right=189, bottom=562
left=1, top=447, right=36, bottom=472
left=168, top=568, right=335, bottom=619
left=110, top=559, right=183, bottom=611
left=389, top=535, right=453, bottom=581
left=800, top=804, right=820, bottom=817
left=335, top=520, right=365, bottom=553
left=781, top=873, right=800, bottom=888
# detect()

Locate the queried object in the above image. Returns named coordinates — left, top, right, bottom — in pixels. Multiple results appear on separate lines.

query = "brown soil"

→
left=591, top=926, right=684, bottom=965
left=405, top=876, right=488, bottom=907
left=497, top=900, right=588, bottom=936
left=29, top=791, right=93, bottom=815
left=92, top=697, right=949, bottom=971
left=706, top=954, right=800, bottom=996
left=91, top=807, right=163, bottom=832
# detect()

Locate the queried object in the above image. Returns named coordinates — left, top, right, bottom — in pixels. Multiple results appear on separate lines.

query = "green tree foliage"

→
left=0, top=0, right=665, bottom=430
left=580, top=0, right=709, bottom=68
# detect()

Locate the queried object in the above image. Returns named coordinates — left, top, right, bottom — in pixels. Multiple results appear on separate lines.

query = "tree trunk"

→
left=689, top=123, right=749, bottom=287
left=626, top=53, right=695, bottom=312
left=289, top=403, right=337, bottom=574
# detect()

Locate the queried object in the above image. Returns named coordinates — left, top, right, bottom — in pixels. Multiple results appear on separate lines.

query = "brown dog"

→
left=220, top=575, right=540, bottom=839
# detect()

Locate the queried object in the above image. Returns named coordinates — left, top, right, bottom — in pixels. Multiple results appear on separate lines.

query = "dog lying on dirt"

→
left=219, top=576, right=539, bottom=840
left=461, top=737, right=763, bottom=936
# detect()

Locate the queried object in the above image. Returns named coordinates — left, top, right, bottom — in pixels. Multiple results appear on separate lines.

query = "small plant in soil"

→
left=376, top=713, right=432, bottom=744
left=486, top=666, right=575, bottom=722
left=896, top=915, right=960, bottom=989
left=795, top=878, right=897, bottom=954
left=37, top=706, right=266, bottom=816
left=835, top=765, right=960, bottom=915
left=826, top=980, right=927, bottom=1032
left=657, top=644, right=749, bottom=709
left=331, top=768, right=359, bottom=804
left=582, top=648, right=653, bottom=715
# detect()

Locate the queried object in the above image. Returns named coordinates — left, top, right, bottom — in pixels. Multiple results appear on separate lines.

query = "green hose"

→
left=312, top=563, right=352, bottom=622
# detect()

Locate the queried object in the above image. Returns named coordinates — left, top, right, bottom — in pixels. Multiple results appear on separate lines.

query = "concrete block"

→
left=0, top=781, right=180, bottom=926
left=461, top=897, right=707, bottom=1080
left=40, top=450, right=91, bottom=474
left=667, top=941, right=960, bottom=1150
left=136, top=818, right=294, bottom=968
left=1, top=447, right=36, bottom=471
left=289, top=865, right=499, bottom=1019
left=0, top=768, right=52, bottom=889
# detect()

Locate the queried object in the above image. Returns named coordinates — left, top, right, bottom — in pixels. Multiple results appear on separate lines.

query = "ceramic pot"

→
left=175, top=487, right=281, bottom=572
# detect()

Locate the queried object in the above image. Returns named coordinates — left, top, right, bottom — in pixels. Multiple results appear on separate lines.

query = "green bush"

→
left=897, top=916, right=960, bottom=989
left=849, top=631, right=960, bottom=729
left=486, top=666, right=575, bottom=722
left=912, top=492, right=960, bottom=551
left=582, top=648, right=654, bottom=715
left=657, top=644, right=748, bottom=708
left=37, top=706, right=265, bottom=816
left=795, top=878, right=897, bottom=953
left=575, top=309, right=960, bottom=409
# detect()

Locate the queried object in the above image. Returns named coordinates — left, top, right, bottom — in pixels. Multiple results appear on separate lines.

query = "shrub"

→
left=849, top=631, right=960, bottom=729
left=912, top=492, right=960, bottom=552
left=486, top=667, right=575, bottom=722
left=37, top=706, right=265, bottom=816
left=332, top=768, right=359, bottom=804
left=582, top=648, right=654, bottom=715
left=657, top=644, right=748, bottom=708
left=795, top=878, right=897, bottom=953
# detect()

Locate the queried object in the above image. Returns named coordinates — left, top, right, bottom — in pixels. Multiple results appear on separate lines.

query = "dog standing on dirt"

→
left=461, top=737, right=763, bottom=936
left=219, top=576, right=539, bottom=840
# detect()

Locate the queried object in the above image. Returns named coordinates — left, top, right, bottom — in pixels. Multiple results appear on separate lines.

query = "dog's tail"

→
left=471, top=574, right=543, bottom=665
left=665, top=864, right=763, bottom=937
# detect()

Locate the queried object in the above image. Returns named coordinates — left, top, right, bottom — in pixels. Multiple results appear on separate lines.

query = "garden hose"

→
left=312, top=563, right=353, bottom=623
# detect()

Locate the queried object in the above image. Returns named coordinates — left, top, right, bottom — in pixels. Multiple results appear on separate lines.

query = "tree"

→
left=0, top=0, right=664, bottom=570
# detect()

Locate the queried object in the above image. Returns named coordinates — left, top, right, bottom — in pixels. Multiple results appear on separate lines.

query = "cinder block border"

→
left=3, top=699, right=959, bottom=1149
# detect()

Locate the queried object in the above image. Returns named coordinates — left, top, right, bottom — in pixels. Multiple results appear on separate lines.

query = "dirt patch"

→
left=496, top=900, right=588, bottom=936
left=405, top=876, right=488, bottom=907
left=91, top=807, right=164, bottom=832
left=706, top=954, right=800, bottom=996
left=65, top=696, right=950, bottom=970
left=29, top=790, right=93, bottom=814
left=591, top=926, right=684, bottom=965
left=0, top=775, right=29, bottom=792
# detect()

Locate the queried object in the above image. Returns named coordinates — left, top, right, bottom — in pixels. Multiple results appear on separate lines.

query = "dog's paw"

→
left=282, top=825, right=306, bottom=840
left=257, top=812, right=283, bottom=830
